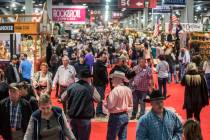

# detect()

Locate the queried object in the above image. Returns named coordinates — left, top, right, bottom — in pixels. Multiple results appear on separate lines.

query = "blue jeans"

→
left=96, top=86, right=106, bottom=115
left=70, top=119, right=91, bottom=140
left=107, top=113, right=129, bottom=140
left=168, top=65, right=177, bottom=83
left=132, top=90, right=147, bottom=117
left=158, top=78, right=167, bottom=97
left=180, top=63, right=186, bottom=80
left=205, top=73, right=210, bottom=96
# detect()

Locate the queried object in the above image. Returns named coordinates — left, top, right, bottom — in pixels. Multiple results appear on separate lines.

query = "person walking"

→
left=32, top=63, right=52, bottom=100
left=53, top=56, right=76, bottom=102
left=181, top=62, right=209, bottom=122
left=93, top=51, right=109, bottom=117
left=19, top=53, right=32, bottom=83
left=203, top=56, right=210, bottom=97
left=130, top=58, right=152, bottom=120
left=104, top=71, right=133, bottom=140
left=0, top=83, right=32, bottom=140
left=74, top=54, right=89, bottom=79
left=156, top=55, right=169, bottom=98
left=136, top=90, right=183, bottom=140
left=23, top=93, right=76, bottom=140
left=67, top=69, right=100, bottom=140
left=85, top=48, right=95, bottom=73
left=5, top=55, right=21, bottom=84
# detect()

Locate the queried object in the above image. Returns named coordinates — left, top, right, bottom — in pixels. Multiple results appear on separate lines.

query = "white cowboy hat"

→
left=110, top=71, right=129, bottom=83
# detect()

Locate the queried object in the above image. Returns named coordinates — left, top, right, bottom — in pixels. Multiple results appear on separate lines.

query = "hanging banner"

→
left=164, top=0, right=186, bottom=5
left=0, top=23, right=14, bottom=33
left=165, top=23, right=203, bottom=33
left=149, top=0, right=157, bottom=8
left=153, top=6, right=171, bottom=13
left=52, top=6, right=86, bottom=24
left=72, top=0, right=100, bottom=3
left=112, top=12, right=123, bottom=19
left=118, top=0, right=144, bottom=8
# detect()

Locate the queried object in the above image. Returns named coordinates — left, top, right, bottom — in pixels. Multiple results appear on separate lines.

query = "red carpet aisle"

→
left=51, top=82, right=210, bottom=140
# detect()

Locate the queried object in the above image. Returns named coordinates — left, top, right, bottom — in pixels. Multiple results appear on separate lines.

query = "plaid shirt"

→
left=10, top=102, right=22, bottom=129
left=133, top=66, right=152, bottom=92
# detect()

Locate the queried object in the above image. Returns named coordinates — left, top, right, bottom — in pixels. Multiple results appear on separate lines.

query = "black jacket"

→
left=67, top=80, right=95, bottom=119
left=0, top=97, right=32, bottom=140
left=74, top=62, right=89, bottom=77
left=110, top=65, right=136, bottom=79
left=181, top=72, right=209, bottom=111
left=5, top=63, right=20, bottom=84
left=0, top=82, right=9, bottom=101
left=93, top=60, right=108, bottom=86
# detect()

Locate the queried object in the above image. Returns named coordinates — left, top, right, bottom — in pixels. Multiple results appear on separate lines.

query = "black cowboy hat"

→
left=143, top=90, right=170, bottom=103
left=79, top=69, right=93, bottom=78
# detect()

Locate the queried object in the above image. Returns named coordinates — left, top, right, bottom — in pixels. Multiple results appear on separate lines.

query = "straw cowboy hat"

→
left=109, top=71, right=129, bottom=83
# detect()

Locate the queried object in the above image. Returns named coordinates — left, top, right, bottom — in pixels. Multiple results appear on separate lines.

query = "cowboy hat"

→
left=109, top=71, right=129, bottom=83
left=143, top=90, right=169, bottom=103
left=79, top=69, right=93, bottom=78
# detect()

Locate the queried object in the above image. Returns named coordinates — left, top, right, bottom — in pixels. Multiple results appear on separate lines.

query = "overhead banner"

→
left=52, top=6, right=86, bottom=24
left=153, top=6, right=171, bottom=13
left=112, top=12, right=123, bottom=19
left=72, top=0, right=100, bottom=3
left=164, top=0, right=186, bottom=5
left=118, top=0, right=144, bottom=8
left=0, top=23, right=14, bottom=33
left=165, top=23, right=203, bottom=33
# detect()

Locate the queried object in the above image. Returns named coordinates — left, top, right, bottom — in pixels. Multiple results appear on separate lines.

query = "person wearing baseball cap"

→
left=136, top=90, right=183, bottom=140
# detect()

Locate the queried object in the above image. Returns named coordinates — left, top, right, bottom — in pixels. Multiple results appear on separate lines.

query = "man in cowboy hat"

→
left=67, top=69, right=100, bottom=140
left=104, top=71, right=133, bottom=140
left=136, top=90, right=183, bottom=140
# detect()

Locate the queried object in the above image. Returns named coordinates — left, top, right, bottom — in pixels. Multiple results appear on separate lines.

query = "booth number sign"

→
left=0, top=24, right=14, bottom=33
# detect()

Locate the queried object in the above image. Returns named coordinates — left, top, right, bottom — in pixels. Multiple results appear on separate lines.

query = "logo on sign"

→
left=53, top=9, right=81, bottom=19
left=0, top=24, right=14, bottom=33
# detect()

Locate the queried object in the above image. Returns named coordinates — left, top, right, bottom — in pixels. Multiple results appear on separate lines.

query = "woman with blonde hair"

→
left=181, top=62, right=209, bottom=121
left=24, top=93, right=76, bottom=140
left=32, top=63, right=52, bottom=100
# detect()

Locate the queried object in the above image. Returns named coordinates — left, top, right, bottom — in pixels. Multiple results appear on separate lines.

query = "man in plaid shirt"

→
left=130, top=58, right=153, bottom=120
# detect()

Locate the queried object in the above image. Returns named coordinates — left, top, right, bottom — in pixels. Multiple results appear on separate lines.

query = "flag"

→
left=153, top=17, right=161, bottom=37
left=168, top=15, right=173, bottom=34
left=172, top=15, right=179, bottom=25
left=149, top=0, right=157, bottom=8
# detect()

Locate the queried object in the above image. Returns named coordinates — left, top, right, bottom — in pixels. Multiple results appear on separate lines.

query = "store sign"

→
left=164, top=0, right=185, bottom=5
left=153, top=6, right=171, bottom=13
left=14, top=23, right=39, bottom=34
left=72, top=0, right=100, bottom=3
left=0, top=23, right=14, bottom=33
left=119, top=0, right=144, bottom=8
left=52, top=6, right=86, bottom=24
left=165, top=23, right=203, bottom=33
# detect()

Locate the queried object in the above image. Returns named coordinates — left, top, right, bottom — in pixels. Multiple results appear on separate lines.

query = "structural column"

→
left=143, top=8, right=148, bottom=29
left=25, top=0, right=33, bottom=21
left=47, top=0, right=52, bottom=20
left=184, top=0, right=194, bottom=23
left=137, top=11, right=142, bottom=30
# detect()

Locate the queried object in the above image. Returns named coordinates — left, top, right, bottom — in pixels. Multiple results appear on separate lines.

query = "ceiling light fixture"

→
left=83, top=3, right=87, bottom=6
left=11, top=3, right=16, bottom=8
left=39, top=3, right=43, bottom=6
left=197, top=6, right=201, bottom=11
left=23, top=6, right=25, bottom=10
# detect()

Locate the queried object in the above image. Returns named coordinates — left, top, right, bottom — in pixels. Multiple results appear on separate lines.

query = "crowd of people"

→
left=0, top=28, right=209, bottom=140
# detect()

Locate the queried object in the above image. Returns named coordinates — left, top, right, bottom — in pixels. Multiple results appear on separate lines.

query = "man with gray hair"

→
left=53, top=55, right=76, bottom=103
